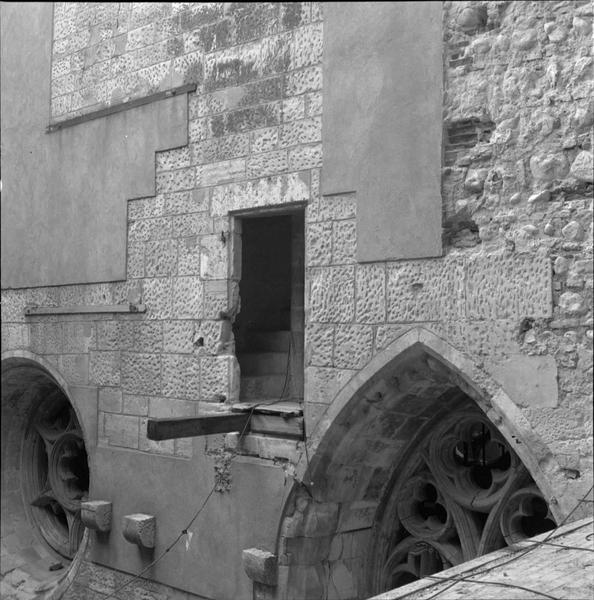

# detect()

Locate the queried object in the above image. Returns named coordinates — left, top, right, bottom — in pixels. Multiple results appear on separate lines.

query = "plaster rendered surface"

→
left=88, top=447, right=287, bottom=598
left=322, top=1, right=443, bottom=262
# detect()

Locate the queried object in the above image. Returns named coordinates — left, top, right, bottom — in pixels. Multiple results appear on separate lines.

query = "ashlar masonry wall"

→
left=1, top=2, right=592, bottom=599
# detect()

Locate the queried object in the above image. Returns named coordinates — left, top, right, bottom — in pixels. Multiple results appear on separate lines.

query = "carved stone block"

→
left=122, top=513, right=156, bottom=548
left=81, top=500, right=112, bottom=532
left=242, top=547, right=277, bottom=586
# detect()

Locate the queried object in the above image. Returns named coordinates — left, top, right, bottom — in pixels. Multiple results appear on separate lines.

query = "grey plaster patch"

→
left=489, top=354, right=558, bottom=408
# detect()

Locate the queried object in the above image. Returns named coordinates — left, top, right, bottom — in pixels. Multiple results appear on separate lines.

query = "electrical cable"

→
left=422, top=485, right=594, bottom=600
left=95, top=403, right=260, bottom=600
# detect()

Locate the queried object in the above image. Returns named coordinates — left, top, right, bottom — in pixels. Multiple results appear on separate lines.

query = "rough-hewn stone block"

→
left=355, top=264, right=386, bottom=323
left=387, top=258, right=464, bottom=322
left=466, top=253, right=552, bottom=319
left=121, top=352, right=161, bottom=395
left=309, top=266, right=355, bottom=323
left=333, top=325, right=373, bottom=370
left=306, top=221, right=333, bottom=267
left=122, top=513, right=155, bottom=548
left=81, top=500, right=112, bottom=532
left=104, top=413, right=139, bottom=449
left=242, top=548, right=277, bottom=586
left=90, top=351, right=121, bottom=386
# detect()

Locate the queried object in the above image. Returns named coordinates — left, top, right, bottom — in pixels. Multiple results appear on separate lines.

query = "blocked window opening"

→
left=232, top=210, right=304, bottom=405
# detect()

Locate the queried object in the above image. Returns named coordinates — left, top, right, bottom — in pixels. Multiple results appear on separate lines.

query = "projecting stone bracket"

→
left=122, top=514, right=156, bottom=548
left=81, top=500, right=112, bottom=532
left=242, top=547, right=277, bottom=586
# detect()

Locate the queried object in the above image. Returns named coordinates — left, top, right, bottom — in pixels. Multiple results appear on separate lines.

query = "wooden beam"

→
left=146, top=414, right=251, bottom=440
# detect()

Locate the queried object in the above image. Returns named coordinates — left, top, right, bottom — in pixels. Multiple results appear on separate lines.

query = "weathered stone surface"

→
left=281, top=96, right=306, bottom=122
left=251, top=126, right=279, bottom=153
left=122, top=513, right=155, bottom=548
left=0, top=323, right=30, bottom=351
left=121, top=352, right=160, bottom=395
left=332, top=219, right=356, bottom=264
left=156, top=146, right=191, bottom=172
left=247, top=149, right=288, bottom=178
left=81, top=500, right=112, bottom=532
left=387, top=259, right=464, bottom=322
left=98, top=387, right=123, bottom=413
left=163, top=320, right=196, bottom=353
left=196, top=158, right=246, bottom=187
left=199, top=237, right=227, bottom=280
left=142, top=277, right=173, bottom=320
left=306, top=221, right=332, bottom=267
left=200, top=355, right=236, bottom=402
left=562, top=220, right=583, bottom=241
left=305, top=324, right=335, bottom=367
left=288, top=143, right=322, bottom=170
left=172, top=213, right=212, bottom=237
left=465, top=253, right=552, bottom=319
left=558, top=291, right=587, bottom=315
left=356, top=264, right=386, bottom=324
left=211, top=171, right=309, bottom=216
left=172, top=276, right=204, bottom=318
left=103, top=413, right=139, bottom=448
left=89, top=351, right=121, bottom=386
left=122, top=394, right=149, bottom=416
left=177, top=236, right=202, bottom=275
left=58, top=353, right=89, bottom=385
left=333, top=325, right=373, bottom=370
left=309, top=266, right=355, bottom=323
left=529, top=153, right=569, bottom=183
left=155, top=167, right=195, bottom=194
left=305, top=366, right=356, bottom=405
left=134, top=321, right=163, bottom=352
left=284, top=64, right=322, bottom=98
left=242, top=548, right=277, bottom=586
left=161, top=353, right=200, bottom=399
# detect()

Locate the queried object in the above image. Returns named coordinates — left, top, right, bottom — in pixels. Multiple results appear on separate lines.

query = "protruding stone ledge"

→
left=242, top=547, right=277, bottom=586
left=81, top=500, right=112, bottom=532
left=122, top=514, right=156, bottom=548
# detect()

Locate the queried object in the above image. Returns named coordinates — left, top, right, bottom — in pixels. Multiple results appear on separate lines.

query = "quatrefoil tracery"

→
left=379, top=410, right=555, bottom=591
left=24, top=395, right=89, bottom=559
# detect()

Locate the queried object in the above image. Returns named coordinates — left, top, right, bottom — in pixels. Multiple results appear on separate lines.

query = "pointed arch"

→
left=272, top=326, right=573, bottom=600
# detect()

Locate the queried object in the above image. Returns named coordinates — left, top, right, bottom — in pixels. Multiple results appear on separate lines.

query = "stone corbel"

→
left=242, top=547, right=277, bottom=586
left=122, top=513, right=156, bottom=548
left=80, top=500, right=112, bottom=532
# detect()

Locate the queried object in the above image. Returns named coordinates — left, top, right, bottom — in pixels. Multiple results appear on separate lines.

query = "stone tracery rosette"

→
left=373, top=408, right=556, bottom=592
left=22, top=392, right=89, bottom=559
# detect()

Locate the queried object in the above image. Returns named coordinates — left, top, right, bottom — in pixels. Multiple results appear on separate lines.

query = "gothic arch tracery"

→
left=274, top=328, right=565, bottom=600
left=370, top=403, right=556, bottom=593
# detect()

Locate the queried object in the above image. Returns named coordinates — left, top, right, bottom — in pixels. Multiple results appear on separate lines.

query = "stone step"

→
left=240, top=374, right=288, bottom=401
left=247, top=330, right=291, bottom=353
left=239, top=352, right=289, bottom=375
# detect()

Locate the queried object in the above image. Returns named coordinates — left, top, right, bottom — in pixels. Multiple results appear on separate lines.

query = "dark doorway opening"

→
left=233, top=210, right=304, bottom=404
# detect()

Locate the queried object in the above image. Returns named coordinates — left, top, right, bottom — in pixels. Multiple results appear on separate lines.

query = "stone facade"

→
left=1, top=2, right=592, bottom=600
